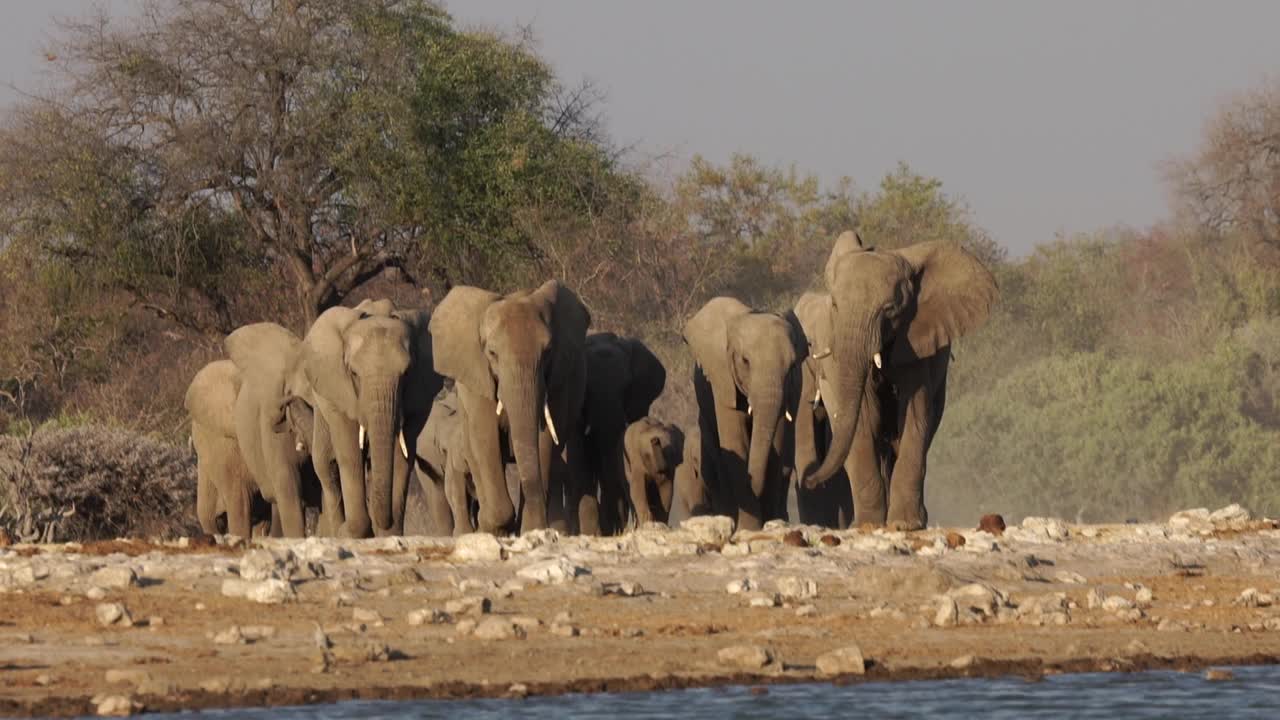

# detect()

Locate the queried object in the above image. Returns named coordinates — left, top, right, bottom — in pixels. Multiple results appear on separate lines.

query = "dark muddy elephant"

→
left=685, top=297, right=806, bottom=531
left=429, top=280, right=591, bottom=535
left=803, top=231, right=998, bottom=530
left=581, top=333, right=666, bottom=535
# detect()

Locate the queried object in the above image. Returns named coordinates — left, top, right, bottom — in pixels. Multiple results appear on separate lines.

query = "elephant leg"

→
left=847, top=376, right=889, bottom=527
left=223, top=475, right=253, bottom=540
left=444, top=464, right=472, bottom=536
left=194, top=430, right=221, bottom=535
left=886, top=360, right=945, bottom=531
left=627, top=463, right=654, bottom=526
left=460, top=391, right=515, bottom=534
left=766, top=418, right=791, bottom=523
left=385, top=436, right=411, bottom=536
left=421, top=473, right=453, bottom=538
left=327, top=413, right=370, bottom=538
left=595, top=439, right=626, bottom=534
left=309, top=413, right=343, bottom=537
left=547, top=442, right=570, bottom=535
left=516, top=428, right=552, bottom=534
left=269, top=504, right=284, bottom=538
left=712, top=402, right=756, bottom=530
left=693, top=367, right=729, bottom=517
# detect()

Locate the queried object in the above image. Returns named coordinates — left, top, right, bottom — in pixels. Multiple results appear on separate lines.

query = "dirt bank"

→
left=3, top=509, right=1280, bottom=717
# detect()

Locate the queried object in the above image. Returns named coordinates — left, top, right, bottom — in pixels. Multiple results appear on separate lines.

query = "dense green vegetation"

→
left=2, top=0, right=1277, bottom=525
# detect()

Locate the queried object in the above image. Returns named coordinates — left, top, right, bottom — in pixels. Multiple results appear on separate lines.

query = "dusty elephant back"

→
left=185, top=360, right=242, bottom=437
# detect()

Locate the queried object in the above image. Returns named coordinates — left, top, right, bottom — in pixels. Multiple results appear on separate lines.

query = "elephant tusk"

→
left=785, top=410, right=793, bottom=422
left=358, top=425, right=366, bottom=450
left=873, top=352, right=882, bottom=369
left=495, top=399, right=503, bottom=416
left=747, top=404, right=752, bottom=416
left=544, top=403, right=560, bottom=445
left=584, top=424, right=592, bottom=437
left=399, top=432, right=409, bottom=459
left=295, top=441, right=305, bottom=453
left=811, top=347, right=831, bottom=360
left=814, top=388, right=822, bottom=405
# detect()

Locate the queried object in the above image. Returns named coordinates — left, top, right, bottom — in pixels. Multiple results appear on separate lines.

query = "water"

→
left=132, top=666, right=1280, bottom=719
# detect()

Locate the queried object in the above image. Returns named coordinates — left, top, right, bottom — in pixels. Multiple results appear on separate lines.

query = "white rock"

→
left=948, top=583, right=1003, bottom=617
left=238, top=549, right=297, bottom=581
left=246, top=579, right=296, bottom=604
left=89, top=566, right=138, bottom=590
left=680, top=516, right=735, bottom=545
left=816, top=645, right=865, bottom=675
left=1086, top=588, right=1102, bottom=609
left=1101, top=595, right=1133, bottom=612
left=516, top=556, right=588, bottom=584
left=949, top=654, right=978, bottom=669
left=960, top=533, right=998, bottom=553
left=95, top=695, right=139, bottom=717
left=776, top=576, right=818, bottom=601
left=721, top=542, right=750, bottom=556
left=1209, top=504, right=1250, bottom=526
left=1055, top=571, right=1087, bottom=585
left=86, top=586, right=107, bottom=600
left=292, top=537, right=351, bottom=563
left=1135, top=587, right=1154, bottom=607
left=407, top=609, right=451, bottom=626
left=95, top=603, right=131, bottom=627
left=726, top=578, right=758, bottom=595
left=748, top=593, right=781, bottom=608
left=1169, top=508, right=1211, bottom=529
left=506, top=528, right=560, bottom=553
left=1021, top=517, right=1069, bottom=540
left=452, top=533, right=505, bottom=563
left=213, top=626, right=246, bottom=645
left=717, top=644, right=773, bottom=670
left=934, top=597, right=959, bottom=627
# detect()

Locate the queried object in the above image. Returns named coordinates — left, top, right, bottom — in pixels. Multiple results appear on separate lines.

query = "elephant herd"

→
left=185, top=231, right=997, bottom=539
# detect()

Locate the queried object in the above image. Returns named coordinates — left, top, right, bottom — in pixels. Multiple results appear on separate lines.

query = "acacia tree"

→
left=1171, top=77, right=1280, bottom=255
left=0, top=0, right=620, bottom=329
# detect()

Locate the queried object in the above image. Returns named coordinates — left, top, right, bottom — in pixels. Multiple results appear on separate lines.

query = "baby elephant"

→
left=623, top=418, right=684, bottom=526
left=414, top=386, right=476, bottom=536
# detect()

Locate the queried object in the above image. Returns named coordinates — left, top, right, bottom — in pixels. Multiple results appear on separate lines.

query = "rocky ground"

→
left=2, top=505, right=1280, bottom=717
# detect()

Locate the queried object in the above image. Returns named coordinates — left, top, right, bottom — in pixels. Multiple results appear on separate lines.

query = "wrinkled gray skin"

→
left=685, top=297, right=806, bottom=531
left=670, top=426, right=712, bottom=524
left=186, top=359, right=254, bottom=536
left=413, top=385, right=476, bottom=536
left=622, top=417, right=683, bottom=527
left=201, top=324, right=317, bottom=537
left=803, top=231, right=998, bottom=530
left=295, top=299, right=441, bottom=537
left=430, top=280, right=591, bottom=535
left=582, top=333, right=667, bottom=535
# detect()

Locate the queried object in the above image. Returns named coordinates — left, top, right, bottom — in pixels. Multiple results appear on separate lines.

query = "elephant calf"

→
left=414, top=386, right=477, bottom=536
left=622, top=417, right=683, bottom=527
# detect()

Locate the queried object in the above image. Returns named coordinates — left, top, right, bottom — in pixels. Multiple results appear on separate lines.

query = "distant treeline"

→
left=2, top=0, right=1278, bottom=524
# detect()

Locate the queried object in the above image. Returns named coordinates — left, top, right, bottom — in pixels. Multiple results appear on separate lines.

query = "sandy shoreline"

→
left=3, top=510, right=1280, bottom=717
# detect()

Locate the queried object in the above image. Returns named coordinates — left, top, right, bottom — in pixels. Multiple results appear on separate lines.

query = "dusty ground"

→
left=2, top=506, right=1280, bottom=717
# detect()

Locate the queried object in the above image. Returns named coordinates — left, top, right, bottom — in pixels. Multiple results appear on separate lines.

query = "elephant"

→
left=803, top=231, right=998, bottom=530
left=581, top=332, right=667, bottom=535
left=622, top=417, right=683, bottom=527
left=213, top=323, right=320, bottom=537
left=413, top=384, right=477, bottom=536
left=186, top=359, right=254, bottom=537
left=670, top=426, right=712, bottom=524
left=684, top=297, right=806, bottom=531
left=293, top=299, right=441, bottom=538
left=429, top=280, right=591, bottom=535
left=791, top=291, right=856, bottom=528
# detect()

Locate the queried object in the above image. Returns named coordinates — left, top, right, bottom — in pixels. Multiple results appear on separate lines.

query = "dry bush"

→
left=0, top=425, right=198, bottom=542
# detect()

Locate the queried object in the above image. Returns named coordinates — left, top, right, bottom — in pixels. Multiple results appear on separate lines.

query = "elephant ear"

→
left=533, top=280, right=591, bottom=393
left=684, top=297, right=748, bottom=407
left=823, top=230, right=868, bottom=289
left=623, top=338, right=666, bottom=422
left=225, top=322, right=301, bottom=383
left=395, top=308, right=442, bottom=420
left=429, top=286, right=500, bottom=400
left=891, top=241, right=998, bottom=363
left=301, top=306, right=362, bottom=419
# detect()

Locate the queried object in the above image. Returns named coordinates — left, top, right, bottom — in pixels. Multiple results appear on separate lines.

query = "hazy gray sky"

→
left=5, top=1, right=1280, bottom=254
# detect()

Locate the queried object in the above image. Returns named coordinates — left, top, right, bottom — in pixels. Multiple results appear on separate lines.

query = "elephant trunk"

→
left=501, top=364, right=545, bottom=529
left=364, top=378, right=401, bottom=532
left=807, top=314, right=877, bottom=487
left=745, top=376, right=784, bottom=502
